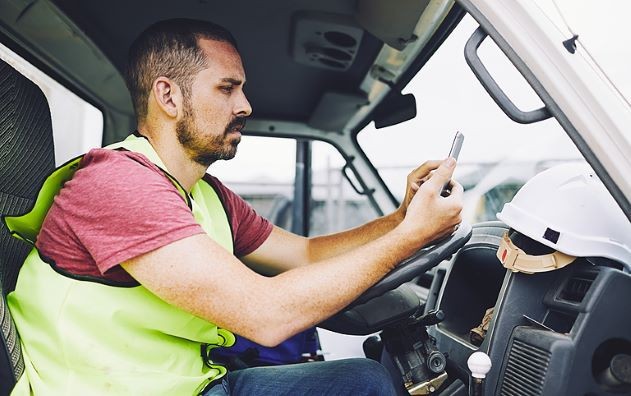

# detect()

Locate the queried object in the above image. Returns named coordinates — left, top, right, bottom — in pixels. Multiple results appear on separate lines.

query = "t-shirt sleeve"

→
left=60, top=149, right=205, bottom=274
left=205, top=175, right=273, bottom=257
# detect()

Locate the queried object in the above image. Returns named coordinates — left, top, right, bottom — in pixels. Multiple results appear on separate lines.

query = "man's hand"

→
left=397, top=157, right=463, bottom=245
left=397, top=160, right=443, bottom=219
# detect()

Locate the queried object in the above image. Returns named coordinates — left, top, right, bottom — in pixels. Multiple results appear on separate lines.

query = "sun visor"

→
left=356, top=0, right=430, bottom=50
left=308, top=91, right=369, bottom=132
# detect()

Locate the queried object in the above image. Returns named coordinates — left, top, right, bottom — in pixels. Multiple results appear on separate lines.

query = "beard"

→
left=176, top=102, right=246, bottom=167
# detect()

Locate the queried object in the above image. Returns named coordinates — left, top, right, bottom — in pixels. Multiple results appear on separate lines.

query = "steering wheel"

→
left=320, top=222, right=472, bottom=335
left=352, top=222, right=472, bottom=308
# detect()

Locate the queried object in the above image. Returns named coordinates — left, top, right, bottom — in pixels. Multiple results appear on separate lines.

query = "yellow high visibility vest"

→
left=6, top=134, right=235, bottom=395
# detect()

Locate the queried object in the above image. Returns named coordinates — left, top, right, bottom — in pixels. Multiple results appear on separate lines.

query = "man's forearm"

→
left=254, top=223, right=427, bottom=346
left=306, top=209, right=404, bottom=263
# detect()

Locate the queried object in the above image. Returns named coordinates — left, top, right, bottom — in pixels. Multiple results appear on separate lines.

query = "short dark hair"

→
left=124, top=18, right=238, bottom=121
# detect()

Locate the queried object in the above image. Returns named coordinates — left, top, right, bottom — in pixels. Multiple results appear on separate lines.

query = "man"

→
left=7, top=19, right=463, bottom=395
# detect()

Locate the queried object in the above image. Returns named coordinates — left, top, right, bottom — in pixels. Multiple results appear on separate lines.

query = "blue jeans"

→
left=203, top=358, right=398, bottom=395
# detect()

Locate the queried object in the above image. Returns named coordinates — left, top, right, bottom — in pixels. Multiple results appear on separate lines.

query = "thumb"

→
left=423, top=157, right=456, bottom=192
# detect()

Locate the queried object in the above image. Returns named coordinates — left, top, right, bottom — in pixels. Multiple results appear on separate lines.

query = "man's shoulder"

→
left=63, top=148, right=171, bottom=196
left=80, top=148, right=160, bottom=173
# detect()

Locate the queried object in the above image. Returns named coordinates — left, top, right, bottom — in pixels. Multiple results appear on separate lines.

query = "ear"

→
left=151, top=77, right=182, bottom=119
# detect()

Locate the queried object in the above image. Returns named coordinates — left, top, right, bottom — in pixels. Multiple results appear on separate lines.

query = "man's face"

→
left=176, top=39, right=252, bottom=167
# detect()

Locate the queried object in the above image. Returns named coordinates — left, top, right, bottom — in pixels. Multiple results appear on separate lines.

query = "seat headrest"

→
left=0, top=60, right=55, bottom=199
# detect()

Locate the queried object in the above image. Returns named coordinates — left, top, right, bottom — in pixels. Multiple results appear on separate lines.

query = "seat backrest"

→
left=0, top=59, right=55, bottom=395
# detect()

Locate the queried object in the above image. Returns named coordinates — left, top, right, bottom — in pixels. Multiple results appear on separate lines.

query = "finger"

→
left=410, top=160, right=442, bottom=180
left=423, top=158, right=456, bottom=192
left=419, top=174, right=431, bottom=184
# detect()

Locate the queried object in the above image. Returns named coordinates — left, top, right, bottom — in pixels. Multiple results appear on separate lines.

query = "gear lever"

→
left=467, top=351, right=491, bottom=396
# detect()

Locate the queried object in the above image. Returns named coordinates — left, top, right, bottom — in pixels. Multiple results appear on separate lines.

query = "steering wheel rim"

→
left=349, top=222, right=473, bottom=307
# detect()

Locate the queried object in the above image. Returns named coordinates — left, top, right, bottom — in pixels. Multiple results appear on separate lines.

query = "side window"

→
left=310, top=141, right=378, bottom=235
left=0, top=43, right=103, bottom=164
left=210, top=136, right=296, bottom=229
left=209, top=136, right=379, bottom=235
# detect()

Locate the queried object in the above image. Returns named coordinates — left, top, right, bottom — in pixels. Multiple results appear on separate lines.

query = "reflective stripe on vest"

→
left=5, top=134, right=235, bottom=395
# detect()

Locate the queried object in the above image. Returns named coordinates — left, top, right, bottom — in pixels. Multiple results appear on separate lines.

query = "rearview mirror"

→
left=373, top=93, right=417, bottom=129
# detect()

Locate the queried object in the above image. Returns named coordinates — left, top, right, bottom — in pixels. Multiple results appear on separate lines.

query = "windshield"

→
left=357, top=14, right=585, bottom=223
left=533, top=0, right=631, bottom=107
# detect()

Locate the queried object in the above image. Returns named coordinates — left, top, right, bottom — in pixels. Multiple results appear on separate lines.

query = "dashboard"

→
left=429, top=222, right=631, bottom=395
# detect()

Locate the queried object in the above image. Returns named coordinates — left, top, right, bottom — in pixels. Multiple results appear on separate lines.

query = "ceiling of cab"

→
left=0, top=0, right=458, bottom=143
left=50, top=0, right=384, bottom=123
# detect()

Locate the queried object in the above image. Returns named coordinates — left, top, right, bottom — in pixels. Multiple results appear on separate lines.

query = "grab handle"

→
left=464, top=27, right=551, bottom=124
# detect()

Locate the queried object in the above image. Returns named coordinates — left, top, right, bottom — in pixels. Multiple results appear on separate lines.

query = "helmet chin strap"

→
left=497, top=231, right=576, bottom=274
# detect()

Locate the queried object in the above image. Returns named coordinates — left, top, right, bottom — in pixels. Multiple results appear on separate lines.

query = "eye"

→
left=220, top=85, right=234, bottom=94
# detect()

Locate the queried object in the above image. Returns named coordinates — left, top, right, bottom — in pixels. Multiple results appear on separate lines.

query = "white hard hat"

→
left=496, top=163, right=631, bottom=273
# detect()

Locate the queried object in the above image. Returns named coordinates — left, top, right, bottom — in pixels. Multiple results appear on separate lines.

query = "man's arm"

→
left=242, top=160, right=443, bottom=275
left=122, top=158, right=461, bottom=347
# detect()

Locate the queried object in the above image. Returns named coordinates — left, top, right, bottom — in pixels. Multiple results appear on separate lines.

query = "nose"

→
left=235, top=90, right=252, bottom=117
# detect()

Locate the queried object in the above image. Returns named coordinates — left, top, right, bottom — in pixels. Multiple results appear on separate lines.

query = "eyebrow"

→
left=220, top=78, right=244, bottom=86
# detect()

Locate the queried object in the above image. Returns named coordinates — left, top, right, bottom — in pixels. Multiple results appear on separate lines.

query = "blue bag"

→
left=211, top=327, right=321, bottom=370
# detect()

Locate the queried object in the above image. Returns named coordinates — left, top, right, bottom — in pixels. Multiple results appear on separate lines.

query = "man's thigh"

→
left=204, top=358, right=397, bottom=396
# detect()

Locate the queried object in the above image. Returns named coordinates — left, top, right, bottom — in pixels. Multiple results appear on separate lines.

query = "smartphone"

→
left=442, top=131, right=464, bottom=195
left=447, top=131, right=464, bottom=160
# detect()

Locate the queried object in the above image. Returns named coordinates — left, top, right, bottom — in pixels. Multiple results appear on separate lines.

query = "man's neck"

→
left=136, top=128, right=207, bottom=193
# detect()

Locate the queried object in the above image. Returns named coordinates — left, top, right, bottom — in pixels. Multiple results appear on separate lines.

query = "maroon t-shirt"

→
left=36, top=148, right=273, bottom=284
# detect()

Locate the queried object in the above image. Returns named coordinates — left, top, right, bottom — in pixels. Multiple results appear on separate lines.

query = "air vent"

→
left=558, top=272, right=597, bottom=303
left=291, top=12, right=363, bottom=71
left=501, top=339, right=551, bottom=396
